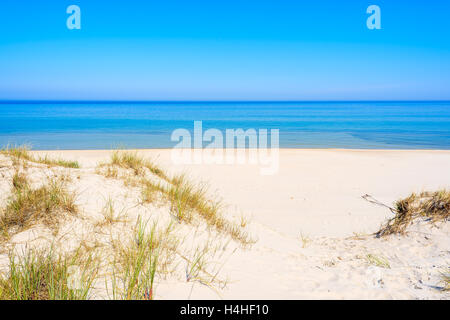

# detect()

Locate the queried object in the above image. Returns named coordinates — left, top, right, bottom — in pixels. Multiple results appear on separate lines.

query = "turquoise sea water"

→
left=0, top=101, right=449, bottom=150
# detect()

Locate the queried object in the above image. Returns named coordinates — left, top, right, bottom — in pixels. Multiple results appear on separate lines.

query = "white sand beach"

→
left=0, top=149, right=449, bottom=299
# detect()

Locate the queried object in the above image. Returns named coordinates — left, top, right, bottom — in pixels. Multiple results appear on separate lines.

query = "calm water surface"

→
left=0, top=101, right=449, bottom=149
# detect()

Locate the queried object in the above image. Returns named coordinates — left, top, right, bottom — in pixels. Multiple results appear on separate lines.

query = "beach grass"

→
left=0, top=248, right=96, bottom=300
left=109, top=218, right=174, bottom=300
left=1, top=145, right=80, bottom=168
left=165, top=174, right=253, bottom=244
left=185, top=246, right=210, bottom=283
left=299, top=232, right=311, bottom=248
left=0, top=174, right=77, bottom=235
left=366, top=253, right=390, bottom=269
left=443, top=275, right=450, bottom=292
left=0, top=149, right=252, bottom=300
left=96, top=197, right=128, bottom=227
left=98, top=151, right=253, bottom=245
left=441, top=267, right=450, bottom=292
left=0, top=148, right=253, bottom=300
left=0, top=145, right=32, bottom=162
left=141, top=179, right=164, bottom=203
left=12, top=169, right=28, bottom=191
left=110, top=150, right=146, bottom=175
left=377, top=190, right=450, bottom=237
left=37, top=155, right=80, bottom=169
left=109, top=150, right=166, bottom=179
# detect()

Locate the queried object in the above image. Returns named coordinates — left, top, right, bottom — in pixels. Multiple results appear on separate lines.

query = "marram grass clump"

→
left=12, top=169, right=28, bottom=191
left=99, top=151, right=254, bottom=245
left=109, top=218, right=177, bottom=300
left=0, top=145, right=32, bottom=162
left=109, top=150, right=166, bottom=179
left=0, top=248, right=96, bottom=300
left=0, top=176, right=78, bottom=235
left=165, top=174, right=253, bottom=245
left=376, top=190, right=449, bottom=237
left=37, top=155, right=80, bottom=169
left=1, top=145, right=79, bottom=168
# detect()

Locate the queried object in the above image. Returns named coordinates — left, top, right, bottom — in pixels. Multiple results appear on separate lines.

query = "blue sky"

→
left=0, top=0, right=449, bottom=101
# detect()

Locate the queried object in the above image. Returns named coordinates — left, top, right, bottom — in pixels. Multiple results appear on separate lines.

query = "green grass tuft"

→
left=37, top=155, right=80, bottom=169
left=366, top=253, right=390, bottom=268
left=0, top=248, right=96, bottom=300
left=109, top=218, right=169, bottom=300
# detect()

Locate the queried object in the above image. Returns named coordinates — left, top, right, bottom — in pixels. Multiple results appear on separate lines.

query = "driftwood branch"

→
left=361, top=194, right=396, bottom=214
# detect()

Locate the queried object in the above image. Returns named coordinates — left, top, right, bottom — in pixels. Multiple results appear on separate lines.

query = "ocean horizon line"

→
left=1, top=99, right=450, bottom=105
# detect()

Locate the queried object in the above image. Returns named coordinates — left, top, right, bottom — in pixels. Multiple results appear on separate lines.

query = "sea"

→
left=0, top=101, right=449, bottom=150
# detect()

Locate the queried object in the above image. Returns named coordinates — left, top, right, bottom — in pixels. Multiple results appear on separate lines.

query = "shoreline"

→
left=29, top=148, right=450, bottom=152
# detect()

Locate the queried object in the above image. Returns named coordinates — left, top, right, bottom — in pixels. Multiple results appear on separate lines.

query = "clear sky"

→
left=0, top=0, right=449, bottom=101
